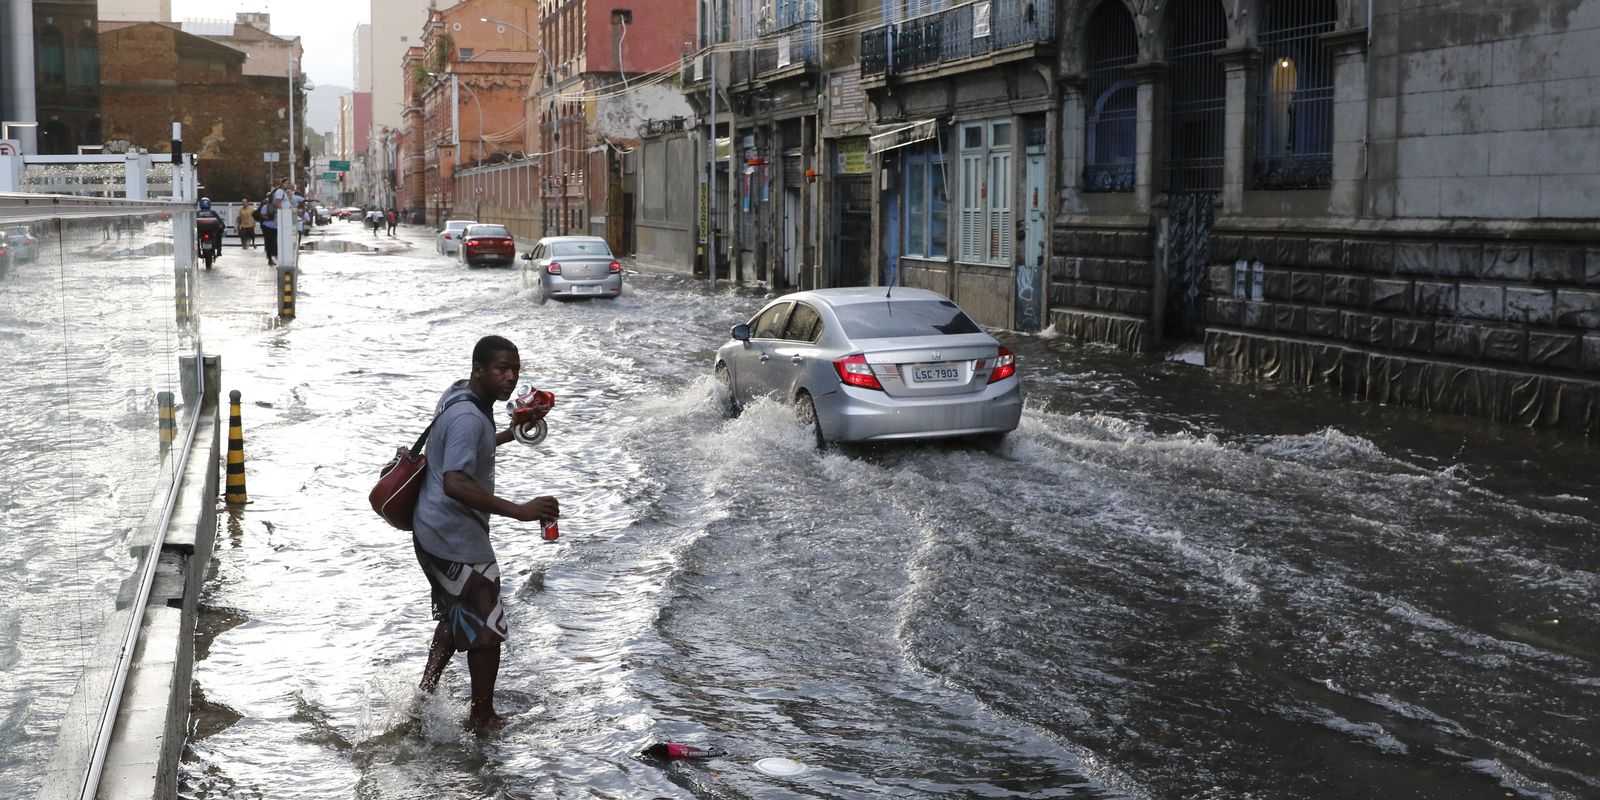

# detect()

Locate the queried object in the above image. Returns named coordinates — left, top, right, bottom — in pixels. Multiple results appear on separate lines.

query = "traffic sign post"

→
left=329, top=160, right=350, bottom=171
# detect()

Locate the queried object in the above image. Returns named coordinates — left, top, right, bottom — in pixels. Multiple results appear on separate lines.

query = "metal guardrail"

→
left=861, top=0, right=1054, bottom=77
left=0, top=194, right=205, bottom=800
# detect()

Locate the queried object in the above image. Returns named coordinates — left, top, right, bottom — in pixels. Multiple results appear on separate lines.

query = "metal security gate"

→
left=831, top=175, right=871, bottom=286
left=1165, top=191, right=1214, bottom=340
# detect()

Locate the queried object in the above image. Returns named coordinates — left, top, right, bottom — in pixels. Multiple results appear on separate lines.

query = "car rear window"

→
left=551, top=240, right=613, bottom=258
left=467, top=225, right=509, bottom=237
left=831, top=300, right=982, bottom=339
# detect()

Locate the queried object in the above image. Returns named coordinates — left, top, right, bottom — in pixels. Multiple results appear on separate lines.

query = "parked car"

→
left=714, top=287, right=1022, bottom=445
left=340, top=207, right=363, bottom=221
left=435, top=219, right=478, bottom=255
left=520, top=236, right=622, bottom=299
left=457, top=224, right=516, bottom=267
left=2, top=226, right=39, bottom=264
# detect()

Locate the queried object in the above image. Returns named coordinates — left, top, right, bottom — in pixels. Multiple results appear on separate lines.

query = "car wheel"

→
left=715, top=364, right=739, bottom=417
left=796, top=391, right=825, bottom=449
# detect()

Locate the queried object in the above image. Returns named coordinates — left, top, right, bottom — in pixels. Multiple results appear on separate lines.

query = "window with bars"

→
left=1163, top=0, right=1227, bottom=193
left=1083, top=0, right=1138, bottom=193
left=957, top=120, right=1012, bottom=266
left=1254, top=0, right=1336, bottom=189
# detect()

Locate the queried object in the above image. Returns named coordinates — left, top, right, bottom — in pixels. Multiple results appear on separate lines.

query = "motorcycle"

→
left=196, top=217, right=224, bottom=270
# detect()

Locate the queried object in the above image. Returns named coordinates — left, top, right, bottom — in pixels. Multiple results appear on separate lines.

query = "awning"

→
left=868, top=118, right=938, bottom=155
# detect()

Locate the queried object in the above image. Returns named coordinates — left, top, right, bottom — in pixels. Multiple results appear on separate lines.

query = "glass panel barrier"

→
left=0, top=198, right=203, bottom=798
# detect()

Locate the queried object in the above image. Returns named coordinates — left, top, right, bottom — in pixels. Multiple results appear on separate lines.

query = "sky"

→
left=170, top=0, right=370, bottom=90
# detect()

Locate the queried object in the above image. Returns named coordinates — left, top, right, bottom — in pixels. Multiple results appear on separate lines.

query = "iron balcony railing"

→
left=861, top=0, right=1055, bottom=78
left=754, top=19, right=820, bottom=75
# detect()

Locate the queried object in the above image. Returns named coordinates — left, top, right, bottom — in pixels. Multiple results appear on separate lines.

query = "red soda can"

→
left=541, top=519, right=560, bottom=541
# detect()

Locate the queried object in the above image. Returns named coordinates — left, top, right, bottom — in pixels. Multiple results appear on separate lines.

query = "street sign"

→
left=262, top=151, right=280, bottom=163
left=320, top=171, right=337, bottom=180
left=329, top=160, right=350, bottom=171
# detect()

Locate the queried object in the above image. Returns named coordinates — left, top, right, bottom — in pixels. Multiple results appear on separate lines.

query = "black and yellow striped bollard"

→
left=276, top=265, right=296, bottom=319
left=158, top=390, right=175, bottom=459
left=226, top=389, right=247, bottom=505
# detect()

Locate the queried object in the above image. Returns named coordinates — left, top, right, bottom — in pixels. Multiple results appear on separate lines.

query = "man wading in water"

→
left=412, top=335, right=559, bottom=729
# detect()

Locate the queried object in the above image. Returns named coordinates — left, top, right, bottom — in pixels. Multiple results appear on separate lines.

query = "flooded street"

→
left=180, top=224, right=1599, bottom=800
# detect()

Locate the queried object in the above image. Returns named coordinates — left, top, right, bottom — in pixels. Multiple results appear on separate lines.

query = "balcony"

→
left=681, top=52, right=707, bottom=88
left=753, top=19, right=820, bottom=77
left=861, top=0, right=1054, bottom=79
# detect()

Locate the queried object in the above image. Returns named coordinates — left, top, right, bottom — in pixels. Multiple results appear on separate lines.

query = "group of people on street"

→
left=366, top=206, right=399, bottom=237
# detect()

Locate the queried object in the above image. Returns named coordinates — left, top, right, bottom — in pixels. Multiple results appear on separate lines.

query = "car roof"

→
left=771, top=287, right=952, bottom=308
left=538, top=235, right=608, bottom=243
left=443, top=219, right=476, bottom=226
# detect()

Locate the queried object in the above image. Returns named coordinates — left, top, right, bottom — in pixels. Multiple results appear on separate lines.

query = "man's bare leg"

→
left=420, top=623, right=453, bottom=693
left=466, top=644, right=504, bottom=729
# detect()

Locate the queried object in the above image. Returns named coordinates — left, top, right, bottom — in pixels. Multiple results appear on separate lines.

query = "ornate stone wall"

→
left=1205, top=226, right=1600, bottom=434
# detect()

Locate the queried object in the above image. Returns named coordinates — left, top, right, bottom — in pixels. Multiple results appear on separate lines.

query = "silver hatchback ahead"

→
left=714, top=288, right=1022, bottom=444
left=520, top=236, right=623, bottom=300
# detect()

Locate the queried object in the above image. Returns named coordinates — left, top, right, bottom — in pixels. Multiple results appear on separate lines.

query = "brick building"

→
left=402, top=0, right=538, bottom=226
left=518, top=0, right=696, bottom=247
left=99, top=21, right=306, bottom=202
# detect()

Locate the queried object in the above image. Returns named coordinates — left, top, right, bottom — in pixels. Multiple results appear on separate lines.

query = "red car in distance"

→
left=458, top=224, right=516, bottom=267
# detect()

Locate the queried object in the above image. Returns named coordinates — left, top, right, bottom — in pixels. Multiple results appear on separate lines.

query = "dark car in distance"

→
left=458, top=224, right=516, bottom=267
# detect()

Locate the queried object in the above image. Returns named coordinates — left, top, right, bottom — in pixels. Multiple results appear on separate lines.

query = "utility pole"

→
left=708, top=46, right=717, bottom=291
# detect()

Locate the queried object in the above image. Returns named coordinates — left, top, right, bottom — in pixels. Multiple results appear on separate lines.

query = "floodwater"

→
left=176, top=224, right=1597, bottom=799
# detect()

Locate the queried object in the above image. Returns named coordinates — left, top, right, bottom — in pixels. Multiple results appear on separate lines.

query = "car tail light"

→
left=546, top=262, right=562, bottom=275
left=984, top=346, right=1017, bottom=384
left=608, top=261, right=622, bottom=274
left=833, top=354, right=883, bottom=391
left=498, top=239, right=513, bottom=248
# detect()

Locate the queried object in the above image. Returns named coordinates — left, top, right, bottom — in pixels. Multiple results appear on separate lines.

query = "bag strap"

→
left=408, top=394, right=479, bottom=457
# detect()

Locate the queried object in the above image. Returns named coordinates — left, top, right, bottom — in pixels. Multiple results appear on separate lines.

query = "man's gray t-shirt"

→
left=413, top=381, right=498, bottom=563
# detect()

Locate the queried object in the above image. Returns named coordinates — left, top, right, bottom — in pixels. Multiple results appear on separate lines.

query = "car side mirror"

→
left=731, top=323, right=751, bottom=342
left=520, top=252, right=533, bottom=261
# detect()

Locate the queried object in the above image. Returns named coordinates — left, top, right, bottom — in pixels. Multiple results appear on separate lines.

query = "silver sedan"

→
left=520, top=236, right=623, bottom=300
left=714, top=288, right=1022, bottom=444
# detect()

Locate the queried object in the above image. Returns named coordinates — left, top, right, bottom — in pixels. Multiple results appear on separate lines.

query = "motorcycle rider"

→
left=196, top=197, right=225, bottom=257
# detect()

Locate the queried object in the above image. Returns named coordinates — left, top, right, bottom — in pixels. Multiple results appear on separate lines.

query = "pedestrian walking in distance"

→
left=412, top=335, right=560, bottom=730
left=387, top=207, right=398, bottom=236
left=237, top=199, right=256, bottom=249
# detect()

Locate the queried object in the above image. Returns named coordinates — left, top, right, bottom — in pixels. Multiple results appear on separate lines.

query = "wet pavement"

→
left=175, top=222, right=1599, bottom=799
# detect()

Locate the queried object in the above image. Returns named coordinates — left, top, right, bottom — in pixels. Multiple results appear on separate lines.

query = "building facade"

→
left=405, top=0, right=538, bottom=226
left=1047, top=0, right=1600, bottom=434
left=3, top=0, right=105, bottom=155
left=522, top=0, right=695, bottom=250
left=99, top=20, right=305, bottom=201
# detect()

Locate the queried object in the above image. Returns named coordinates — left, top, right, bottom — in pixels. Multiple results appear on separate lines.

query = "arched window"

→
left=1082, top=1, right=1138, bottom=192
left=1255, top=0, right=1336, bottom=189
left=76, top=28, right=99, bottom=86
left=38, top=26, right=66, bottom=86
left=1162, top=0, right=1227, bottom=192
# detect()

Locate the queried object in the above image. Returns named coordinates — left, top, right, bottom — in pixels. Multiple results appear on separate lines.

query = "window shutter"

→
left=987, top=150, right=1011, bottom=264
left=959, top=153, right=983, bottom=263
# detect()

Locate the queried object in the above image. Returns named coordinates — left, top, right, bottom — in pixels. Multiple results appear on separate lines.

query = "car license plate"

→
left=573, top=284, right=603, bottom=295
left=910, top=364, right=960, bottom=383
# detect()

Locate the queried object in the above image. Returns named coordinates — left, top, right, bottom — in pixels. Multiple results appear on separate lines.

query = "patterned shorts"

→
left=413, top=537, right=508, bottom=652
